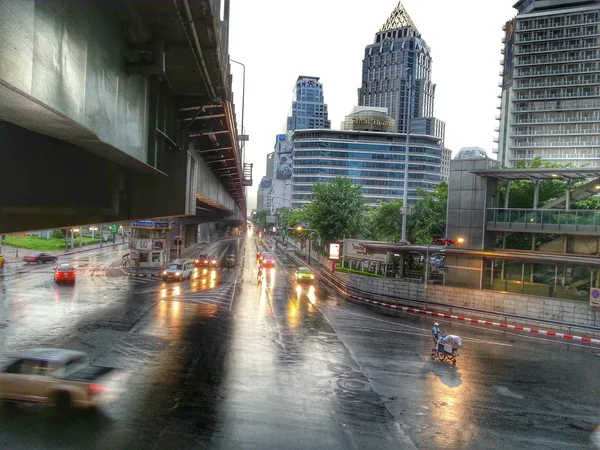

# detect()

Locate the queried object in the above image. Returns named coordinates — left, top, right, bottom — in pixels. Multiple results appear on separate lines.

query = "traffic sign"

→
left=110, top=224, right=119, bottom=233
left=297, top=222, right=309, bottom=228
left=591, top=288, right=600, bottom=307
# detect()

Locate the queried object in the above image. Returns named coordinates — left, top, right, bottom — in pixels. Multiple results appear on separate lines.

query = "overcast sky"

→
left=228, top=0, right=517, bottom=210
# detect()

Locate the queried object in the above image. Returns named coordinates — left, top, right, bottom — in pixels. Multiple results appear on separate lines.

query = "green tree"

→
left=500, top=157, right=568, bottom=208
left=309, top=177, right=365, bottom=244
left=573, top=196, right=600, bottom=210
left=254, top=210, right=268, bottom=229
left=368, top=200, right=403, bottom=241
left=278, top=206, right=312, bottom=229
left=407, top=182, right=448, bottom=244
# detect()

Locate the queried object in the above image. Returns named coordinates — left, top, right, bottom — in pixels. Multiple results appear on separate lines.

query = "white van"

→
left=162, top=259, right=195, bottom=281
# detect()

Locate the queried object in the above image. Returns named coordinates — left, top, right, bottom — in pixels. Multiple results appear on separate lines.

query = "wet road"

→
left=0, top=235, right=598, bottom=449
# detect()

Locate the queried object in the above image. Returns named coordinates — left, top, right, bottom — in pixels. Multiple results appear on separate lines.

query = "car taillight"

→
left=89, top=384, right=108, bottom=395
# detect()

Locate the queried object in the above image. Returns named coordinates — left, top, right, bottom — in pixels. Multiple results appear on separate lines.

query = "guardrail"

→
left=279, top=241, right=600, bottom=338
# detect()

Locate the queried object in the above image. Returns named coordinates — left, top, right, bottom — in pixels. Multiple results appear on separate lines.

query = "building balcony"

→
left=511, top=141, right=600, bottom=148
left=514, top=79, right=600, bottom=90
left=487, top=208, right=600, bottom=236
left=510, top=130, right=600, bottom=138
left=501, top=47, right=506, bottom=54
left=493, top=137, right=500, bottom=143
left=492, top=147, right=499, bottom=153
left=512, top=103, right=600, bottom=113
left=500, top=59, right=505, bottom=66
left=513, top=117, right=600, bottom=125
left=494, top=127, right=500, bottom=133
left=516, top=31, right=600, bottom=44
left=517, top=20, right=600, bottom=32
left=514, top=67, right=599, bottom=78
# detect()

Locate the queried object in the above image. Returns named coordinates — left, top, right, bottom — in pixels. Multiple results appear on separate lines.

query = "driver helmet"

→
left=434, top=322, right=439, bottom=326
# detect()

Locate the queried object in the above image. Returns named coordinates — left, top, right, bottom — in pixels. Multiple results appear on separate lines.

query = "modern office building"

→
left=256, top=153, right=274, bottom=211
left=286, top=76, right=331, bottom=131
left=455, top=146, right=487, bottom=160
left=264, top=134, right=293, bottom=212
left=441, top=147, right=451, bottom=181
left=291, top=107, right=445, bottom=208
left=358, top=1, right=444, bottom=140
left=496, top=0, right=600, bottom=167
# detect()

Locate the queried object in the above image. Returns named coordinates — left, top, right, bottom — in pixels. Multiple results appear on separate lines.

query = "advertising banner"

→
left=329, top=243, right=340, bottom=260
left=342, top=239, right=387, bottom=263
left=275, top=140, right=293, bottom=180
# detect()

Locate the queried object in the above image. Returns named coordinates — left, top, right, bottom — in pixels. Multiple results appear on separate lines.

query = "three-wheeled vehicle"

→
left=434, top=334, right=462, bottom=365
left=225, top=254, right=235, bottom=268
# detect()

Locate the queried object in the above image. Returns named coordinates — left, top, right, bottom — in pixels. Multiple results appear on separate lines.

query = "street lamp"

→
left=400, top=67, right=413, bottom=245
left=424, top=237, right=464, bottom=288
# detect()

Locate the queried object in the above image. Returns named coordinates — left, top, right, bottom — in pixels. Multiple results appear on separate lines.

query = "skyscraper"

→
left=286, top=76, right=331, bottom=131
left=496, top=0, right=600, bottom=167
left=358, top=1, right=442, bottom=139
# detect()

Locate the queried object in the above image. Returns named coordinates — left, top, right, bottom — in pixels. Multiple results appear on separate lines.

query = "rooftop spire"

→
left=380, top=1, right=417, bottom=32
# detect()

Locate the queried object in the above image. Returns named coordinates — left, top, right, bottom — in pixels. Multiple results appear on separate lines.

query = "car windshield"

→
left=199, top=254, right=208, bottom=258
left=299, top=268, right=312, bottom=274
left=169, top=264, right=183, bottom=270
left=57, top=266, right=74, bottom=272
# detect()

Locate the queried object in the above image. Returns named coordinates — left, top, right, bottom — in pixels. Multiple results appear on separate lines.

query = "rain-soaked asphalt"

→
left=0, top=234, right=598, bottom=449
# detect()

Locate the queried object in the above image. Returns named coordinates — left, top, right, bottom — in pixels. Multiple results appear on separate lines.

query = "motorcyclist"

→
left=257, top=263, right=264, bottom=282
left=431, top=322, right=440, bottom=355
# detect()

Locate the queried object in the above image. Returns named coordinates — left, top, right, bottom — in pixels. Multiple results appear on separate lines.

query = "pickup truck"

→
left=0, top=348, right=125, bottom=411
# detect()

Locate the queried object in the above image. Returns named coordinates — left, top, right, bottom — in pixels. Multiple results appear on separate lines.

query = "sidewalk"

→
left=1, top=240, right=129, bottom=264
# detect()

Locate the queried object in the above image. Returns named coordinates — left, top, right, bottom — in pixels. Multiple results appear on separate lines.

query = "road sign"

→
left=297, top=222, right=309, bottom=228
left=591, top=288, right=600, bottom=307
left=110, top=224, right=119, bottom=233
left=329, top=243, right=340, bottom=260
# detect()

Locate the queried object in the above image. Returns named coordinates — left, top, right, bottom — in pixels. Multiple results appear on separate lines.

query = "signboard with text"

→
left=342, top=239, right=387, bottom=263
left=329, top=243, right=340, bottom=260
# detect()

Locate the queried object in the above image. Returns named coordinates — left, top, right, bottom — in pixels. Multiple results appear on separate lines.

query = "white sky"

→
left=228, top=0, right=517, bottom=210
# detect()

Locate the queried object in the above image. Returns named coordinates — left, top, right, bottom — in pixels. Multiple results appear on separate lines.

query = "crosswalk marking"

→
left=163, top=283, right=234, bottom=307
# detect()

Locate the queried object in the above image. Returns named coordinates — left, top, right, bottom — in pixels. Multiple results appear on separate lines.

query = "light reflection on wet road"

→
left=0, top=235, right=597, bottom=449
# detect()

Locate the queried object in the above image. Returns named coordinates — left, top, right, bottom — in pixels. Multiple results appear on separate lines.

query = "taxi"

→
left=54, top=264, right=76, bottom=285
left=295, top=266, right=315, bottom=283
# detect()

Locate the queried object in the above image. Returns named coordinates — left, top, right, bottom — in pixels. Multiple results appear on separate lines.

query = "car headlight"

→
left=175, top=272, right=180, bottom=276
left=195, top=260, right=199, bottom=263
left=310, top=275, right=314, bottom=279
left=204, top=260, right=208, bottom=263
left=163, top=270, right=167, bottom=275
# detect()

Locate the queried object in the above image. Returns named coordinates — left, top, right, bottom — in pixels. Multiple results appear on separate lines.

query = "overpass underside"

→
left=0, top=0, right=249, bottom=233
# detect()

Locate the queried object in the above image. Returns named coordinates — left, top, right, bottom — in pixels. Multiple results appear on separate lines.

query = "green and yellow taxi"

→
left=295, top=266, right=315, bottom=283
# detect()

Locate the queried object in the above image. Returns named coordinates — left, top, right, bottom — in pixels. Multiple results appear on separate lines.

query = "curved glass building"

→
left=291, top=108, right=446, bottom=208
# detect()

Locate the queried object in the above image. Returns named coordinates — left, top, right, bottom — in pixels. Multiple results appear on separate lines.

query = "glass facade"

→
left=358, top=3, right=439, bottom=137
left=286, top=76, right=331, bottom=131
left=498, top=1, right=600, bottom=167
left=291, top=129, right=443, bottom=208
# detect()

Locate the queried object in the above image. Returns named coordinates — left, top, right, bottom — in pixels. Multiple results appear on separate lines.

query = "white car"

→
left=0, top=349, right=125, bottom=411
left=162, top=259, right=195, bottom=281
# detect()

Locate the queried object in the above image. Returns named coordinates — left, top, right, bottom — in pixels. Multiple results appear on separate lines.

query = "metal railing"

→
left=487, top=208, right=600, bottom=234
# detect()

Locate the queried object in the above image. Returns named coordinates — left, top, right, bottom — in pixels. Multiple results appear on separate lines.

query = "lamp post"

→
left=400, top=67, right=413, bottom=245
left=424, top=237, right=464, bottom=288
left=230, top=59, right=246, bottom=163
left=296, top=226, right=321, bottom=265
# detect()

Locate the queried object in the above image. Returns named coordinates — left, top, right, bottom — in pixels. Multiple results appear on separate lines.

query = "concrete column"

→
left=504, top=181, right=511, bottom=208
left=533, top=181, right=540, bottom=209
left=566, top=180, right=572, bottom=211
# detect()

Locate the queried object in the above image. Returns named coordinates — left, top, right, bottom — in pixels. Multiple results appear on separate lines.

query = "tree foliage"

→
left=309, top=177, right=365, bottom=244
left=278, top=206, right=311, bottom=229
left=500, top=157, right=568, bottom=208
left=364, top=200, right=403, bottom=241
left=407, top=182, right=448, bottom=244
left=254, top=210, right=268, bottom=229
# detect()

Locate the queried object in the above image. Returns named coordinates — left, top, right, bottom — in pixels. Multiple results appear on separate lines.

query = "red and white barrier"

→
left=347, top=292, right=600, bottom=346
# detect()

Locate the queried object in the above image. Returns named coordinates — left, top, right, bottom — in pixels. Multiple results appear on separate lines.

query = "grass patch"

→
left=3, top=236, right=101, bottom=251
left=335, top=267, right=385, bottom=278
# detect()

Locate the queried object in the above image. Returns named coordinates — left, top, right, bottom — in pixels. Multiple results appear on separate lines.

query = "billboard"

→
left=260, top=178, right=272, bottom=190
left=329, top=243, right=340, bottom=260
left=275, top=135, right=293, bottom=180
left=342, top=239, right=387, bottom=263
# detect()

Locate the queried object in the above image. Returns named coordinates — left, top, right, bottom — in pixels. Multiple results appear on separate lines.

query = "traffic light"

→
left=296, top=226, right=303, bottom=231
left=432, top=237, right=464, bottom=246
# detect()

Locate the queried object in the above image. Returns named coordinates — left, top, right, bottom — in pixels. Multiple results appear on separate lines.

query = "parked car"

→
left=54, top=264, right=76, bottom=285
left=23, top=253, right=57, bottom=264
left=0, top=349, right=125, bottom=411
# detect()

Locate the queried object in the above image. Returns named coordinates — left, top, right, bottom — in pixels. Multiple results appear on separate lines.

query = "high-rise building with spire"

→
left=358, top=1, right=444, bottom=142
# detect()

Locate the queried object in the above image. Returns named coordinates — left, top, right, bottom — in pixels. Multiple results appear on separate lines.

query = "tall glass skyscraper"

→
left=286, top=76, right=331, bottom=131
left=496, top=0, right=600, bottom=167
left=358, top=2, right=441, bottom=138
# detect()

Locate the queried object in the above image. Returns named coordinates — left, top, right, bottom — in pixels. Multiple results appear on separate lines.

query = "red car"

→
left=54, top=264, right=76, bottom=285
left=262, top=253, right=275, bottom=268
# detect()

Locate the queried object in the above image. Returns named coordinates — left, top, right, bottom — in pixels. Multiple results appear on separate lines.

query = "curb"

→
left=346, top=292, right=600, bottom=346
left=1, top=242, right=127, bottom=264
left=281, top=244, right=600, bottom=347
left=127, top=273, right=160, bottom=278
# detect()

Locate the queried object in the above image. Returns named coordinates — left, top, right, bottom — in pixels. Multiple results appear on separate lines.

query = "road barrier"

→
left=274, top=237, right=600, bottom=346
